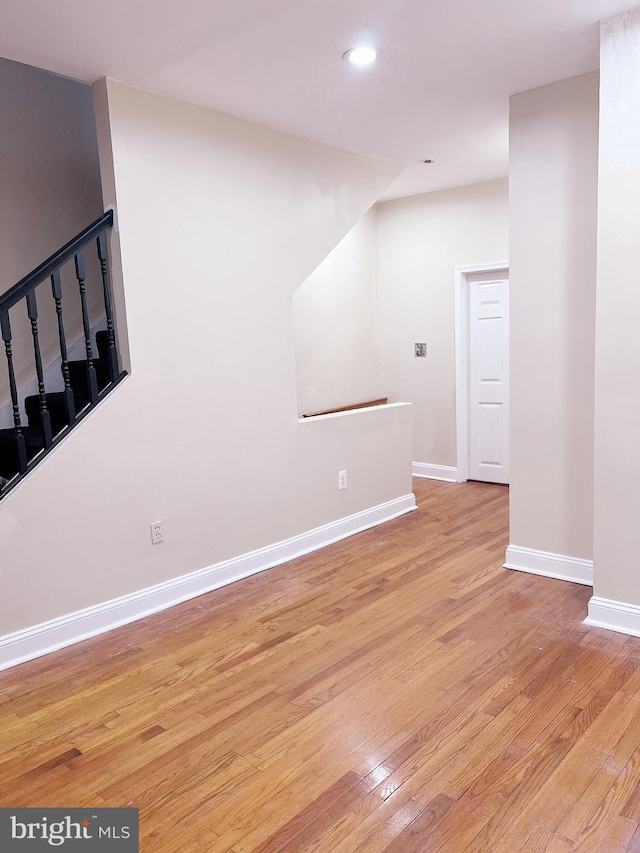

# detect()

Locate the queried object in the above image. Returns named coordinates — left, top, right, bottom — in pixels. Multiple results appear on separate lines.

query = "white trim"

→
left=454, top=261, right=509, bottom=483
left=585, top=597, right=640, bottom=638
left=412, top=462, right=459, bottom=482
left=0, top=493, right=417, bottom=672
left=504, top=544, right=593, bottom=586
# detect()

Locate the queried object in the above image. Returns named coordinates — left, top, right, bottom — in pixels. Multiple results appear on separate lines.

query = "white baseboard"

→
left=413, top=462, right=459, bottom=482
left=504, top=545, right=593, bottom=586
left=585, top=597, right=640, bottom=637
left=0, top=493, right=417, bottom=672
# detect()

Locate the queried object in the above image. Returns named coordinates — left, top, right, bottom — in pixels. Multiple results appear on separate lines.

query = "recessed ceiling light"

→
left=420, top=159, right=436, bottom=164
left=343, top=47, right=380, bottom=67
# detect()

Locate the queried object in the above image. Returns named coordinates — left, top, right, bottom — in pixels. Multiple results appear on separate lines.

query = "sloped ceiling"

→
left=0, top=0, right=630, bottom=198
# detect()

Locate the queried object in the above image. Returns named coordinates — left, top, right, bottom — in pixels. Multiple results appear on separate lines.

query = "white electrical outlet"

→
left=150, top=521, right=164, bottom=544
left=338, top=470, right=348, bottom=490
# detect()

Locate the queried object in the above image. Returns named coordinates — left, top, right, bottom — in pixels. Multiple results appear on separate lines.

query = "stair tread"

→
left=96, top=330, right=109, bottom=360
left=0, top=426, right=46, bottom=451
left=24, top=390, right=89, bottom=404
left=67, top=357, right=112, bottom=398
left=0, top=425, right=46, bottom=439
left=0, top=427, right=46, bottom=480
left=24, top=390, right=90, bottom=435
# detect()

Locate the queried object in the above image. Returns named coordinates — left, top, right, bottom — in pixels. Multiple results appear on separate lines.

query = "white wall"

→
left=593, top=11, right=640, bottom=605
left=293, top=210, right=380, bottom=416
left=509, top=72, right=599, bottom=561
left=0, top=79, right=411, bottom=639
left=0, top=58, right=103, bottom=394
left=376, top=179, right=509, bottom=467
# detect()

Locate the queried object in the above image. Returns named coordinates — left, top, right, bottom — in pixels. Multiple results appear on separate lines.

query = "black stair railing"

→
left=0, top=210, right=127, bottom=498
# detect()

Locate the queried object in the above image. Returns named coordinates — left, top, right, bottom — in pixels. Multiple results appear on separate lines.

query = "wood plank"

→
left=1, top=479, right=639, bottom=852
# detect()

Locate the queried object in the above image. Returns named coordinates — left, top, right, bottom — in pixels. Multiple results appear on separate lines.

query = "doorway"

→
left=454, top=263, right=510, bottom=484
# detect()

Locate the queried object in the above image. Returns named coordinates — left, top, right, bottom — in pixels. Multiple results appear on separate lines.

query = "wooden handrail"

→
left=302, top=398, right=388, bottom=418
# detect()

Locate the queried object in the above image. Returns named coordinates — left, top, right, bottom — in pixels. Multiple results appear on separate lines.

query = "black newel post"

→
left=51, top=270, right=76, bottom=425
left=97, top=232, right=119, bottom=383
left=26, top=290, right=52, bottom=448
left=0, top=311, right=28, bottom=473
left=75, top=250, right=98, bottom=402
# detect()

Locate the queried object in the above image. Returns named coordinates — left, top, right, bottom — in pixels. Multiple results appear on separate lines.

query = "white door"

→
left=468, top=271, right=509, bottom=484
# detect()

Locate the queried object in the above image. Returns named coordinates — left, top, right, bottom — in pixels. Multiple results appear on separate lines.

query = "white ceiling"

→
left=0, top=0, right=632, bottom=199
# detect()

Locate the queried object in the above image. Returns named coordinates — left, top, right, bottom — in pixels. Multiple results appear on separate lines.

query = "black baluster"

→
left=26, top=290, right=52, bottom=448
left=74, top=250, right=98, bottom=402
left=51, top=270, right=76, bottom=426
left=97, top=231, right=119, bottom=383
left=0, top=311, right=28, bottom=474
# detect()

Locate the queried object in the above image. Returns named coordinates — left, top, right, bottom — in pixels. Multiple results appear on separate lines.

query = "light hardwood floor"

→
left=2, top=478, right=640, bottom=851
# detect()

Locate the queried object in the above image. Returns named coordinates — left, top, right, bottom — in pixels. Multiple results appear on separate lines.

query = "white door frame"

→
left=454, top=262, right=509, bottom=482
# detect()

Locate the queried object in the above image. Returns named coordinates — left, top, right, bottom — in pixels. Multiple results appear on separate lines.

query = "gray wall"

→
left=594, top=11, right=640, bottom=604
left=0, top=58, right=103, bottom=398
left=377, top=179, right=509, bottom=467
left=0, top=78, right=410, bottom=638
left=509, top=72, right=599, bottom=560
left=293, top=210, right=381, bottom=416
